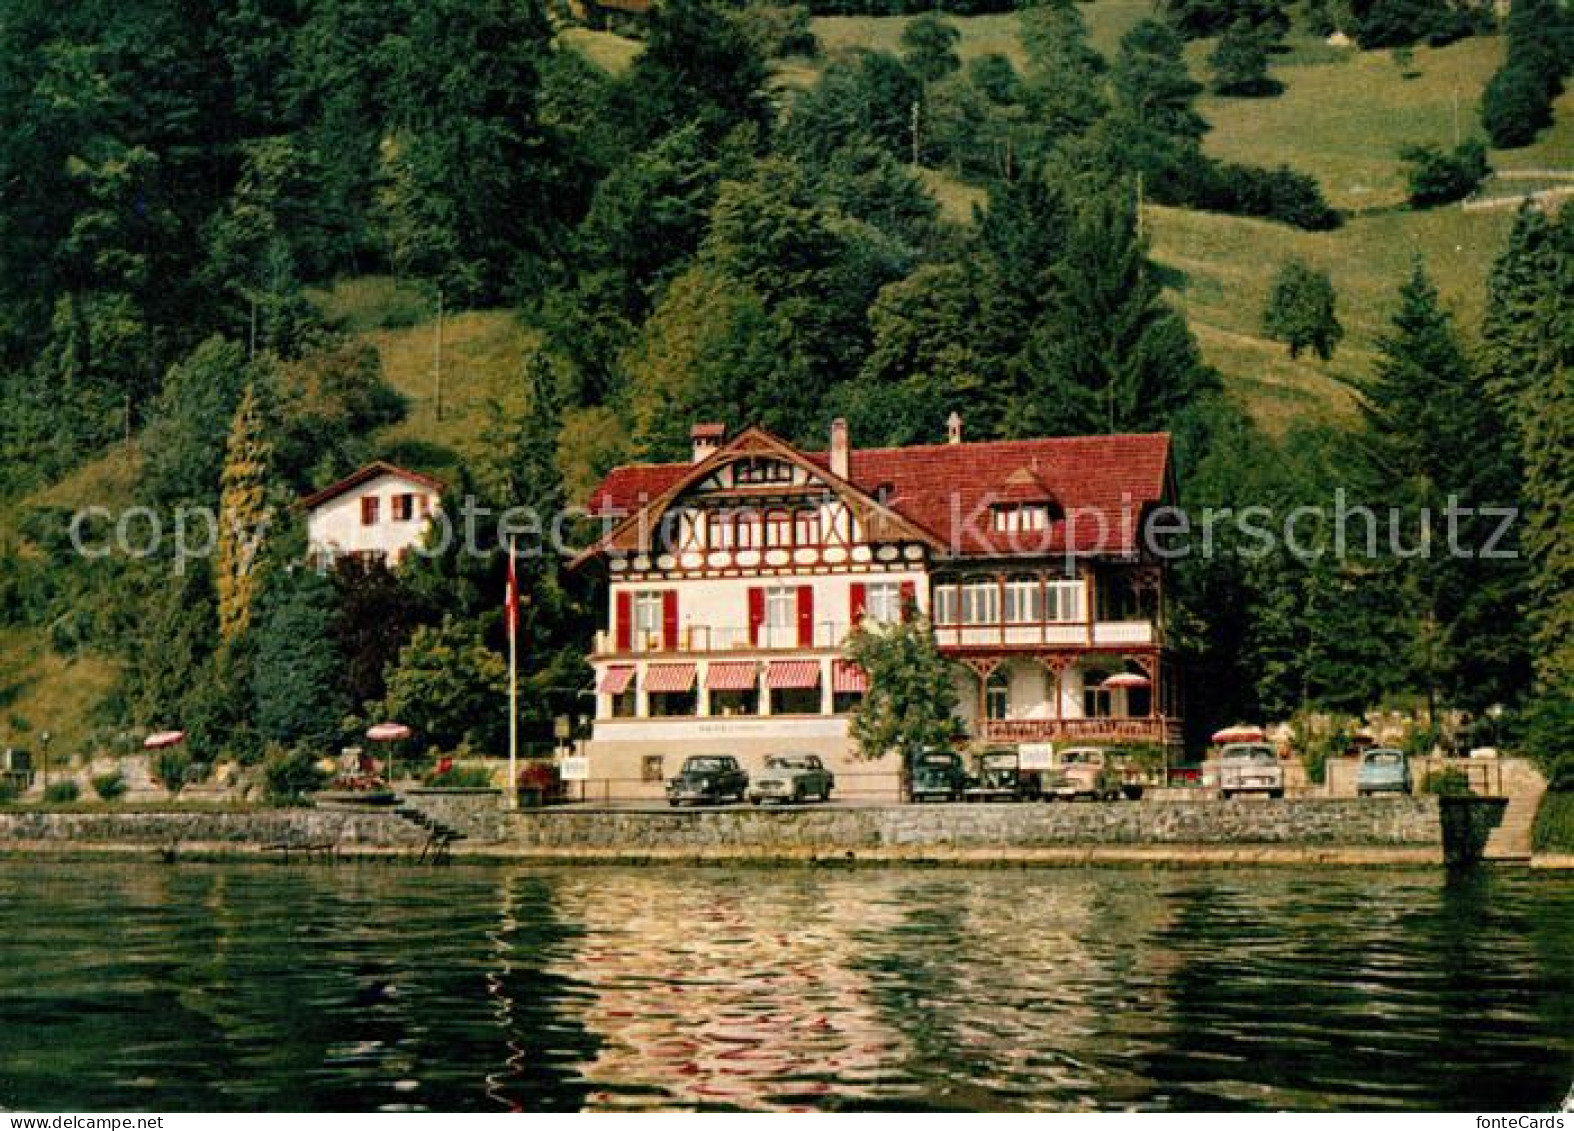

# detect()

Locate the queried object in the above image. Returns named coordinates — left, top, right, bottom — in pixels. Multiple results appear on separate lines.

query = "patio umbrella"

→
left=143, top=730, right=186, bottom=750
left=365, top=722, right=412, bottom=784
left=1101, top=673, right=1152, bottom=690
left=1211, top=724, right=1265, bottom=744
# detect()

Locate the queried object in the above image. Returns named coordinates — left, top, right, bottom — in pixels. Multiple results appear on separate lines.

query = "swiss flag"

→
left=505, top=550, right=519, bottom=642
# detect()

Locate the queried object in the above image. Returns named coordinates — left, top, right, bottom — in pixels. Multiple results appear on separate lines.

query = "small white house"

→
left=301, top=461, right=444, bottom=568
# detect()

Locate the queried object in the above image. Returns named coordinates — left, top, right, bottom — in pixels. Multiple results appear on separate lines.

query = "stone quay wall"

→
left=503, top=798, right=1443, bottom=861
left=0, top=808, right=423, bottom=856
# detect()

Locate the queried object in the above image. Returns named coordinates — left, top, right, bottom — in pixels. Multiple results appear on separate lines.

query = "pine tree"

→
left=216, top=383, right=274, bottom=645
left=1358, top=263, right=1527, bottom=713
left=1112, top=20, right=1208, bottom=141
left=1012, top=191, right=1218, bottom=436
left=1488, top=207, right=1574, bottom=701
left=253, top=568, right=345, bottom=748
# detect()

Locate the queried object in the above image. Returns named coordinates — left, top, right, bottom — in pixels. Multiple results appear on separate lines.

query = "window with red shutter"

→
left=849, top=582, right=867, bottom=625
left=797, top=585, right=814, bottom=647
left=361, top=496, right=379, bottom=526
left=899, top=580, right=916, bottom=620
left=748, top=587, right=765, bottom=645
left=662, top=591, right=679, bottom=650
left=615, top=591, right=633, bottom=651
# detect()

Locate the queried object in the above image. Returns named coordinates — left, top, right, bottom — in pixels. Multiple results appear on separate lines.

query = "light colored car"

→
left=748, top=754, right=834, bottom=804
left=1356, top=747, right=1412, bottom=796
left=1042, top=747, right=1124, bottom=801
left=1218, top=743, right=1285, bottom=799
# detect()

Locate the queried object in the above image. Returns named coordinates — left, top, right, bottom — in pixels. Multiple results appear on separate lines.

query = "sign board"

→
left=1018, top=743, right=1055, bottom=770
left=559, top=755, right=591, bottom=782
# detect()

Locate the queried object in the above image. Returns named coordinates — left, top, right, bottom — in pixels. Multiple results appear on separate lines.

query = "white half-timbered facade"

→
left=573, top=420, right=1181, bottom=800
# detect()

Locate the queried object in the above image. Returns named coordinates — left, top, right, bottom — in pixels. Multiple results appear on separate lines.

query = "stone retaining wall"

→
left=0, top=809, right=422, bottom=853
left=506, top=798, right=1443, bottom=852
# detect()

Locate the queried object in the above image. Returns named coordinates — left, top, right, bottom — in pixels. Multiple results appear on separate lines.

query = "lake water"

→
left=0, top=862, right=1570, bottom=1112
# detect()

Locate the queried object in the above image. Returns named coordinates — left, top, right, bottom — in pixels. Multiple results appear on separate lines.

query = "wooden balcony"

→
left=978, top=717, right=1183, bottom=746
left=933, top=620, right=1158, bottom=650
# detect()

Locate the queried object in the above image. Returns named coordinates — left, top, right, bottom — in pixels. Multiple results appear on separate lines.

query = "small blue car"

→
left=1356, top=747, right=1412, bottom=796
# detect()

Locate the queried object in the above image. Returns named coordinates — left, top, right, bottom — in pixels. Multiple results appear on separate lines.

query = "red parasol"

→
left=366, top=722, right=412, bottom=742
left=1101, top=673, right=1152, bottom=690
left=1212, top=725, right=1266, bottom=744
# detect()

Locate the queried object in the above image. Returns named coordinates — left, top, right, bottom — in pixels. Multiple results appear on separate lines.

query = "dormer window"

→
left=993, top=503, right=1051, bottom=533
left=733, top=458, right=793, bottom=486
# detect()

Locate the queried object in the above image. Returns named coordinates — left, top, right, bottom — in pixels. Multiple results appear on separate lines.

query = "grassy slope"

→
left=0, top=627, right=121, bottom=764
left=1533, top=791, right=1574, bottom=854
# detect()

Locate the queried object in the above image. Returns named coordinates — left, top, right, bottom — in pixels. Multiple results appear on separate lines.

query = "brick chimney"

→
left=947, top=411, right=963, bottom=445
left=690, top=422, right=725, bottom=464
left=829, top=418, right=849, bottom=479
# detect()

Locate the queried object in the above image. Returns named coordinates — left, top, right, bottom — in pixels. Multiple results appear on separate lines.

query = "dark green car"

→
left=907, top=750, right=966, bottom=803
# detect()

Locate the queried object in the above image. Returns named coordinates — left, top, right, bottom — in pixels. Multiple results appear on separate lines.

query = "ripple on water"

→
left=0, top=863, right=1570, bottom=1111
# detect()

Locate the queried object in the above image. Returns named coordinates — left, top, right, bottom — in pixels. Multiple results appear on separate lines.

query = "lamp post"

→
left=38, top=731, right=51, bottom=793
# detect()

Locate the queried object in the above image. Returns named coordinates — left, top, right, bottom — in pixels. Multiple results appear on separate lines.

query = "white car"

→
left=1218, top=743, right=1285, bottom=799
left=748, top=754, right=834, bottom=804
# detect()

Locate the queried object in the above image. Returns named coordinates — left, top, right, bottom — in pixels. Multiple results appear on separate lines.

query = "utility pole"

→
left=910, top=100, right=921, bottom=168
left=433, top=287, right=445, bottom=423
left=1452, top=86, right=1461, bottom=146
left=1136, top=171, right=1146, bottom=241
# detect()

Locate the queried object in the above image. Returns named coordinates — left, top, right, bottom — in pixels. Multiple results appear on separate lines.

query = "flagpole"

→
left=507, top=535, right=519, bottom=812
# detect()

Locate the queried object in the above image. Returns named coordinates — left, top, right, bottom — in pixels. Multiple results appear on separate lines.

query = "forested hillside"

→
left=0, top=0, right=1569, bottom=786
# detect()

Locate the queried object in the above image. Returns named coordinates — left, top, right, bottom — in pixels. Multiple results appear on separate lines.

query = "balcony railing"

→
left=594, top=621, right=852, bottom=655
left=979, top=717, right=1183, bottom=745
left=933, top=620, right=1156, bottom=649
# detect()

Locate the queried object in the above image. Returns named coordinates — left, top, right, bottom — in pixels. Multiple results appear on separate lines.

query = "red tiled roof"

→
left=299, top=461, right=445, bottom=510
left=583, top=432, right=1172, bottom=559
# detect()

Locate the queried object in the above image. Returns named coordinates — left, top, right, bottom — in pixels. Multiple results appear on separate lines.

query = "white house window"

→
left=764, top=586, right=797, bottom=640
left=765, top=509, right=793, bottom=548
left=865, top=582, right=903, bottom=624
left=633, top=592, right=663, bottom=646
left=794, top=508, right=820, bottom=546
left=392, top=493, right=416, bottom=522
left=1003, top=578, right=1042, bottom=623
left=993, top=504, right=1050, bottom=533
left=1046, top=581, right=1084, bottom=623
left=734, top=458, right=793, bottom=485
left=933, top=585, right=958, bottom=625
left=985, top=669, right=1010, bottom=720
left=961, top=582, right=999, bottom=625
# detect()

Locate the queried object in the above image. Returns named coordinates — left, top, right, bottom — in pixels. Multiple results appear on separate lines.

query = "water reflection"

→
left=0, top=863, right=1569, bottom=1111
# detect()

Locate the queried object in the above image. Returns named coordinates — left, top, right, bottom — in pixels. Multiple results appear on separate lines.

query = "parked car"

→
left=666, top=755, right=748, bottom=806
left=748, top=754, right=835, bottom=804
left=908, top=750, right=967, bottom=803
left=1041, top=747, right=1128, bottom=801
left=1356, top=747, right=1412, bottom=796
left=1218, top=743, right=1285, bottom=799
left=965, top=748, right=1038, bottom=802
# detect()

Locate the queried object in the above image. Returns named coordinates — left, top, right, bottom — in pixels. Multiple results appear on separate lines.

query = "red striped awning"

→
left=644, top=663, right=697, bottom=694
left=597, top=665, right=635, bottom=696
left=832, top=660, right=869, bottom=694
left=766, top=660, right=821, bottom=690
left=706, top=662, right=757, bottom=692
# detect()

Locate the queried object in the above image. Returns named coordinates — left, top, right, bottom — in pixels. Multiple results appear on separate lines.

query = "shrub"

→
left=1532, top=793, right=1574, bottom=853
left=1195, top=162, right=1342, bottom=230
left=1421, top=767, right=1472, bottom=796
left=1482, top=63, right=1556, bottom=148
left=44, top=780, right=81, bottom=804
left=262, top=745, right=328, bottom=803
left=1402, top=140, right=1490, bottom=208
left=422, top=763, right=496, bottom=789
left=0, top=779, right=17, bottom=805
left=153, top=747, right=192, bottom=795
left=91, top=771, right=127, bottom=802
